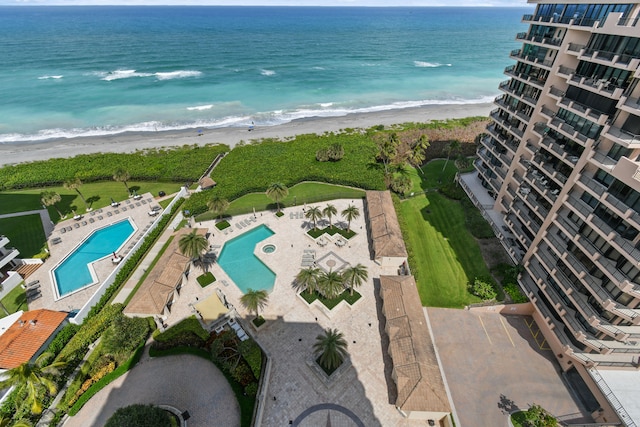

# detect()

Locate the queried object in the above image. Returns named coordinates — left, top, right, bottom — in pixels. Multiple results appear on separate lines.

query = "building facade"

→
left=461, top=1, right=640, bottom=423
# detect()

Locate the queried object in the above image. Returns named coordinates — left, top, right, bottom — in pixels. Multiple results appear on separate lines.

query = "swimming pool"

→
left=53, top=219, right=135, bottom=298
left=218, top=225, right=276, bottom=293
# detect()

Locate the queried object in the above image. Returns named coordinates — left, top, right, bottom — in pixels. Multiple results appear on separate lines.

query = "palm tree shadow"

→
left=86, top=195, right=101, bottom=209
left=129, top=185, right=141, bottom=193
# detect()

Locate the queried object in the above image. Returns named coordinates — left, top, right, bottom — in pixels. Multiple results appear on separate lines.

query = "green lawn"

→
left=397, top=160, right=489, bottom=308
left=196, top=182, right=365, bottom=221
left=0, top=285, right=27, bottom=318
left=0, top=214, right=46, bottom=257
left=0, top=181, right=183, bottom=218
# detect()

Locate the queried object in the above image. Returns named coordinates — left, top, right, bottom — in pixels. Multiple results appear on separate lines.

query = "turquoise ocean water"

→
left=0, top=6, right=530, bottom=144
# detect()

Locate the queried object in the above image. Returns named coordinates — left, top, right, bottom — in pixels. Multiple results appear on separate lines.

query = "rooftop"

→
left=0, top=309, right=67, bottom=369
left=365, top=191, right=408, bottom=260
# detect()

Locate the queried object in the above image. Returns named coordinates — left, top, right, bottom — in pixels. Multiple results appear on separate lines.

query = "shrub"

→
left=45, top=323, right=80, bottom=360
left=153, top=316, right=209, bottom=342
left=504, top=282, right=528, bottom=303
left=0, top=145, right=229, bottom=190
left=105, top=404, right=172, bottom=427
left=101, top=314, right=150, bottom=357
left=316, top=148, right=330, bottom=162
left=469, top=277, right=497, bottom=301
left=244, top=382, right=258, bottom=397
left=240, top=341, right=263, bottom=379
left=328, top=143, right=344, bottom=161
left=390, top=175, right=412, bottom=195
left=197, top=272, right=216, bottom=287
left=215, top=220, right=230, bottom=230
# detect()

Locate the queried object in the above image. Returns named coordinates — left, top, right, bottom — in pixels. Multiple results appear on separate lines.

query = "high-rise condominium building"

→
left=459, top=1, right=640, bottom=424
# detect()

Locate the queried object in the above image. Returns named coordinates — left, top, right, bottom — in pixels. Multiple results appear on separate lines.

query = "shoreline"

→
left=0, top=102, right=493, bottom=166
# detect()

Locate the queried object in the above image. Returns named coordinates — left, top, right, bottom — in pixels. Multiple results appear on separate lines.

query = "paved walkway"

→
left=64, top=354, right=240, bottom=427
left=0, top=208, right=54, bottom=238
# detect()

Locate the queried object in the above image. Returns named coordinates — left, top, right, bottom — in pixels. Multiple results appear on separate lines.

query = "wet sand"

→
left=0, top=102, right=493, bottom=166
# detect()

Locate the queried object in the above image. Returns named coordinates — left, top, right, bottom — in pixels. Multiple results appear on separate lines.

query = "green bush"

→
left=46, top=323, right=80, bottom=359
left=85, top=198, right=184, bottom=320
left=183, top=132, right=384, bottom=216
left=101, top=314, right=150, bottom=357
left=469, top=277, right=497, bottom=301
left=152, top=316, right=209, bottom=345
left=57, top=304, right=124, bottom=364
left=240, top=342, right=263, bottom=380
left=104, top=404, right=172, bottom=427
left=244, top=382, right=258, bottom=397
left=197, top=272, right=216, bottom=287
left=0, top=145, right=228, bottom=190
left=216, top=220, right=230, bottom=230
left=504, top=282, right=528, bottom=303
left=68, top=341, right=146, bottom=416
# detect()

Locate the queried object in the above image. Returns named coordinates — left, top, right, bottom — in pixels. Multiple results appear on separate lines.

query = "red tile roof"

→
left=0, top=309, right=67, bottom=369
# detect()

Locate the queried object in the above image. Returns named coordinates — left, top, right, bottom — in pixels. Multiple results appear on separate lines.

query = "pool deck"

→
left=155, top=199, right=427, bottom=426
left=27, top=193, right=163, bottom=313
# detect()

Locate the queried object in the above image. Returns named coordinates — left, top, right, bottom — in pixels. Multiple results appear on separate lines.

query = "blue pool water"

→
left=54, top=219, right=135, bottom=297
left=218, top=225, right=276, bottom=293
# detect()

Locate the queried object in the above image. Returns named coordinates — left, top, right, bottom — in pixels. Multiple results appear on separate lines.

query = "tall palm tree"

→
left=178, top=230, right=208, bottom=265
left=207, top=195, right=230, bottom=220
left=0, top=353, right=66, bottom=415
left=240, top=289, right=269, bottom=318
left=322, top=204, right=337, bottom=229
left=318, top=270, right=344, bottom=299
left=294, top=267, right=320, bottom=295
left=305, top=206, right=323, bottom=231
left=341, top=205, right=360, bottom=233
left=313, top=328, right=348, bottom=372
left=40, top=190, right=65, bottom=219
left=408, top=134, right=429, bottom=175
left=442, top=140, right=461, bottom=172
left=113, top=168, right=131, bottom=195
left=265, top=183, right=288, bottom=213
left=64, top=177, right=88, bottom=211
left=342, top=263, right=368, bottom=296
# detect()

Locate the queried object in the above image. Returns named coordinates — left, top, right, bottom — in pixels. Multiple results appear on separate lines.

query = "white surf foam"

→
left=38, top=75, right=63, bottom=80
left=187, top=104, right=214, bottom=111
left=260, top=69, right=276, bottom=76
left=100, top=69, right=153, bottom=81
left=155, top=70, right=202, bottom=80
left=414, top=61, right=452, bottom=68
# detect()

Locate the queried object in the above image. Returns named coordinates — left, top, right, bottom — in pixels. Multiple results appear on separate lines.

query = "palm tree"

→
left=40, top=190, right=65, bottom=219
left=0, top=353, right=66, bottom=415
left=341, top=205, right=360, bottom=233
left=178, top=230, right=208, bottom=265
left=265, top=183, right=288, bottom=213
left=294, top=267, right=320, bottom=295
left=240, top=289, right=269, bottom=318
left=113, top=168, right=131, bottom=195
left=207, top=195, right=230, bottom=220
left=313, top=328, right=348, bottom=372
left=342, top=263, right=368, bottom=296
left=318, top=270, right=344, bottom=299
left=305, top=206, right=323, bottom=231
left=408, top=134, right=429, bottom=174
left=64, top=177, right=88, bottom=211
left=442, top=140, right=461, bottom=172
left=322, top=204, right=337, bottom=229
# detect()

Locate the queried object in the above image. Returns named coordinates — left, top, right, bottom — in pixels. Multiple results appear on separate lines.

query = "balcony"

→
left=603, top=192, right=640, bottom=229
left=516, top=31, right=562, bottom=49
left=587, top=213, right=640, bottom=267
left=579, top=48, right=640, bottom=73
left=503, top=64, right=545, bottom=90
left=0, top=248, right=18, bottom=270
left=494, top=96, right=532, bottom=125
left=509, top=48, right=554, bottom=69
left=566, top=194, right=593, bottom=220
left=498, top=80, right=539, bottom=107
left=602, top=124, right=640, bottom=148
left=588, top=150, right=617, bottom=172
left=619, top=95, right=640, bottom=117
left=557, top=65, right=575, bottom=79
left=577, top=174, right=606, bottom=197
left=548, top=117, right=593, bottom=146
left=486, top=124, right=520, bottom=153
left=558, top=97, right=609, bottom=125
left=506, top=213, right=533, bottom=247
left=538, top=136, right=581, bottom=166
left=567, top=74, right=624, bottom=99
left=512, top=201, right=541, bottom=234
left=490, top=109, right=525, bottom=139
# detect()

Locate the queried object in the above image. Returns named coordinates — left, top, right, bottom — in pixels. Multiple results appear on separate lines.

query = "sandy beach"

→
left=0, top=102, right=493, bottom=166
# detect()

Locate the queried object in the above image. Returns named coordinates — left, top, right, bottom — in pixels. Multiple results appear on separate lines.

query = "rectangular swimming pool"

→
left=217, top=225, right=276, bottom=293
left=53, top=219, right=135, bottom=298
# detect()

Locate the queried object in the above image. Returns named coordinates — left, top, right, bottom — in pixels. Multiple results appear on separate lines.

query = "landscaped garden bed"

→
left=197, top=272, right=216, bottom=288
left=300, top=290, right=362, bottom=310
left=307, top=227, right=356, bottom=240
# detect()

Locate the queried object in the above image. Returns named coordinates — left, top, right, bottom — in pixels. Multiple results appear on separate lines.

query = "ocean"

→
left=0, top=6, right=530, bottom=144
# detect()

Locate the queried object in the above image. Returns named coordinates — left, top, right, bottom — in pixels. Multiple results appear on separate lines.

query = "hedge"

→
left=0, top=144, right=229, bottom=190
left=85, top=198, right=184, bottom=320
left=152, top=316, right=209, bottom=342
left=183, top=132, right=385, bottom=216
left=68, top=339, right=147, bottom=416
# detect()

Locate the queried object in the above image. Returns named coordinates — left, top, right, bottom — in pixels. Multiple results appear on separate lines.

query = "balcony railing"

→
left=503, top=65, right=546, bottom=89
left=589, top=150, right=617, bottom=171
left=603, top=125, right=640, bottom=147
left=490, top=110, right=524, bottom=139
left=549, top=117, right=591, bottom=145
left=558, top=97, right=609, bottom=124
left=510, top=49, right=554, bottom=69
left=516, top=31, right=562, bottom=47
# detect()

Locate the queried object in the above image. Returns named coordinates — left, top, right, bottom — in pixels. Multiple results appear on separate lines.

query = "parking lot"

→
left=427, top=308, right=593, bottom=427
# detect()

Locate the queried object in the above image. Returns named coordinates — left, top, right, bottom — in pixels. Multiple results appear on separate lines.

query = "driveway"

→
left=427, top=308, right=592, bottom=427
left=64, top=354, right=240, bottom=427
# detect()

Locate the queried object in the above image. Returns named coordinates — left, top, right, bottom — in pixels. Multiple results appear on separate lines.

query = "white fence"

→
left=70, top=188, right=188, bottom=325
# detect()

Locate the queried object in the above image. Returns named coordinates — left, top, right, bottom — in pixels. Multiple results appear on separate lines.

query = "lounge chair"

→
left=26, top=280, right=40, bottom=288
left=122, top=206, right=128, bottom=211
left=114, top=209, right=120, bottom=214
left=98, top=215, right=103, bottom=220
left=51, top=237, right=62, bottom=244
left=290, top=212, right=294, bottom=219
left=81, top=221, right=87, bottom=226
left=223, top=229, right=228, bottom=236
left=89, top=211, right=96, bottom=216
left=66, top=226, right=72, bottom=232
left=60, top=228, right=66, bottom=234
left=107, top=211, right=113, bottom=217
left=89, top=216, right=95, bottom=222
left=74, top=223, right=80, bottom=229
left=27, top=291, right=42, bottom=301
left=141, top=199, right=147, bottom=204
left=126, top=199, right=132, bottom=205
left=135, top=202, right=141, bottom=207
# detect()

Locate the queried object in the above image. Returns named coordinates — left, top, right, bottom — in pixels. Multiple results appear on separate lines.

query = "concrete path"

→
left=64, top=354, right=240, bottom=427
left=0, top=208, right=54, bottom=238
